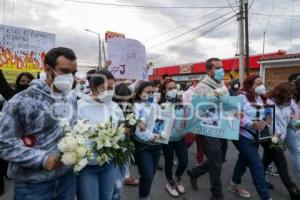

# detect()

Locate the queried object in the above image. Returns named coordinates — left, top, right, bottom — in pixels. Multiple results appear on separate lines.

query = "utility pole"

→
left=238, top=0, right=245, bottom=83
left=244, top=0, right=250, bottom=76
left=263, top=31, right=266, bottom=55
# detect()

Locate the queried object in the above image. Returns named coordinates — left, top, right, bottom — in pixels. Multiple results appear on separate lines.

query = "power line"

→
left=162, top=15, right=236, bottom=54
left=265, top=0, right=276, bottom=34
left=249, top=0, right=256, bottom=8
left=144, top=8, right=223, bottom=43
left=227, top=0, right=239, bottom=14
left=64, top=0, right=235, bottom=9
left=148, top=11, right=234, bottom=49
left=250, top=12, right=300, bottom=18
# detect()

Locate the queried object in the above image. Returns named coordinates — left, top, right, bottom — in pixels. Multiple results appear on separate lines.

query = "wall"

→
left=264, top=65, right=300, bottom=88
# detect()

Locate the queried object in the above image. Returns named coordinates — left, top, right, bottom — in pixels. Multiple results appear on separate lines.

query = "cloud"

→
left=0, top=0, right=299, bottom=68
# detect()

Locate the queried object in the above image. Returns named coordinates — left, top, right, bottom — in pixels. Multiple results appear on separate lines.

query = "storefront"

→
left=149, top=51, right=286, bottom=86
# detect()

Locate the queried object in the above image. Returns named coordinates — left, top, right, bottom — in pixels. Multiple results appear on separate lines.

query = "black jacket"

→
left=0, top=70, right=15, bottom=100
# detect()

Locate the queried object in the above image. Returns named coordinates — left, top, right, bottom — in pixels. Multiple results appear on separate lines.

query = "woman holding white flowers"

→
left=133, top=81, right=162, bottom=200
left=286, top=78, right=300, bottom=176
left=159, top=79, right=188, bottom=198
left=262, top=82, right=300, bottom=200
left=77, top=70, right=124, bottom=200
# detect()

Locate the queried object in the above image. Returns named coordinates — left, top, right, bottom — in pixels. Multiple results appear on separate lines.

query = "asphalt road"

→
left=1, top=142, right=299, bottom=200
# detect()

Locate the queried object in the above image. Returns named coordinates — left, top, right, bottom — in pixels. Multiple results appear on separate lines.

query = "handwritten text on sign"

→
left=0, top=24, right=55, bottom=72
left=107, top=38, right=148, bottom=80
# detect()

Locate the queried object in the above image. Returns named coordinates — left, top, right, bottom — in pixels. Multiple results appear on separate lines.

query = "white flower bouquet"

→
left=58, top=120, right=92, bottom=173
left=88, top=117, right=133, bottom=166
left=212, top=87, right=229, bottom=97
left=124, top=113, right=140, bottom=128
left=270, top=135, right=287, bottom=150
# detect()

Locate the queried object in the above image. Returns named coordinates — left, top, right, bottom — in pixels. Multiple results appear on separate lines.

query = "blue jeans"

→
left=112, top=164, right=126, bottom=200
left=77, top=163, right=116, bottom=200
left=286, top=128, right=300, bottom=176
left=134, top=141, right=161, bottom=198
left=162, top=138, right=188, bottom=183
left=232, top=135, right=270, bottom=200
left=14, top=173, right=76, bottom=200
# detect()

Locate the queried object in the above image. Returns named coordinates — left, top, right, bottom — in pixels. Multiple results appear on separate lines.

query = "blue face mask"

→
left=143, top=95, right=154, bottom=104
left=166, top=96, right=176, bottom=103
left=214, top=68, right=225, bottom=81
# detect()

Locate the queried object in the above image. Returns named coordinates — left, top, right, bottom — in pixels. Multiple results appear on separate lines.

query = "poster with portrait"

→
left=184, top=96, right=243, bottom=140
left=147, top=109, right=174, bottom=144
left=253, top=105, right=275, bottom=142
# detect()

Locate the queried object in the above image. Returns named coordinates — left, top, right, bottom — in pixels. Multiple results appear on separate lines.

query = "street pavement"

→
left=1, top=142, right=299, bottom=200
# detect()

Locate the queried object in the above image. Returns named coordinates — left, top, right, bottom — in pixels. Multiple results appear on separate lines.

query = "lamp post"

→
left=85, top=29, right=102, bottom=70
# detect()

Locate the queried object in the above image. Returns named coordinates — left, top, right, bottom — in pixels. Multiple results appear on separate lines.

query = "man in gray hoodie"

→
left=0, top=47, right=78, bottom=200
left=187, top=58, right=229, bottom=200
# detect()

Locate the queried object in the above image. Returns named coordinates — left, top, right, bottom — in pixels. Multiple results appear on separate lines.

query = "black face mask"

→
left=16, top=84, right=29, bottom=91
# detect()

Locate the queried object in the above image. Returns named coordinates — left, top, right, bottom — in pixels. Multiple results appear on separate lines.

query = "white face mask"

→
left=53, top=73, right=74, bottom=93
left=233, top=84, right=239, bottom=89
left=153, top=92, right=161, bottom=102
left=255, top=85, right=266, bottom=95
left=166, top=89, right=177, bottom=99
left=97, top=90, right=114, bottom=103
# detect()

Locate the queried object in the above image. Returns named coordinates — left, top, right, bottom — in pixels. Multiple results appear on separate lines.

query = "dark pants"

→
left=185, top=134, right=205, bottom=164
left=232, top=135, right=270, bottom=200
left=0, top=159, right=8, bottom=194
left=261, top=141, right=297, bottom=191
left=162, top=138, right=188, bottom=183
left=188, top=135, right=224, bottom=199
left=134, top=141, right=161, bottom=198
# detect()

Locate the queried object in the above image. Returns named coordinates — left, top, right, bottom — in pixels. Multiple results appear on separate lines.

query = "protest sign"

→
left=184, top=96, right=242, bottom=140
left=107, top=38, right=148, bottom=80
left=0, top=24, right=55, bottom=82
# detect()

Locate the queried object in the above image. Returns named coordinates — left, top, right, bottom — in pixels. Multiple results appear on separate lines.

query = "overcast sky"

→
left=1, top=0, right=299, bottom=67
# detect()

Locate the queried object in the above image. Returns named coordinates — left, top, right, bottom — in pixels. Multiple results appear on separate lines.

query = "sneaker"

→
left=173, top=160, right=178, bottom=166
left=124, top=177, right=139, bottom=186
left=266, top=182, right=274, bottom=190
left=288, top=185, right=300, bottom=200
left=157, top=164, right=163, bottom=171
left=186, top=170, right=199, bottom=190
left=265, top=163, right=279, bottom=177
left=175, top=178, right=185, bottom=194
left=165, top=183, right=179, bottom=198
left=229, top=183, right=251, bottom=198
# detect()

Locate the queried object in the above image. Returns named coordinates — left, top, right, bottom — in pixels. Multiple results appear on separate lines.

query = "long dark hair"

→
left=294, top=78, right=300, bottom=103
left=242, top=74, right=267, bottom=103
left=134, top=81, right=153, bottom=102
left=15, top=72, right=35, bottom=91
left=266, top=82, right=294, bottom=106
left=159, top=79, right=182, bottom=105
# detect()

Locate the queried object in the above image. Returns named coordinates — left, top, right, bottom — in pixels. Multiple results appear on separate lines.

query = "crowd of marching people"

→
left=0, top=47, right=300, bottom=200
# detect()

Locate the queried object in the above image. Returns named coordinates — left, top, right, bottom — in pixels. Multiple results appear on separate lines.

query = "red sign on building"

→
left=105, top=31, right=125, bottom=42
